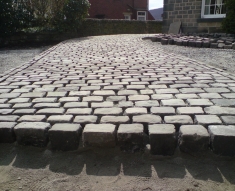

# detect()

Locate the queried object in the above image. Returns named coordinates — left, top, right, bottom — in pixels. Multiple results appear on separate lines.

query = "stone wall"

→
left=163, top=0, right=224, bottom=33
left=0, top=19, right=162, bottom=48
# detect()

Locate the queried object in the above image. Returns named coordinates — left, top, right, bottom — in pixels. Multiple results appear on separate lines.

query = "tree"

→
left=62, top=0, right=90, bottom=31
left=222, top=0, right=235, bottom=34
left=0, top=0, right=33, bottom=36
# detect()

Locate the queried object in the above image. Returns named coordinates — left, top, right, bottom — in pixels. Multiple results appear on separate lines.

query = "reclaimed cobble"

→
left=1, top=34, right=235, bottom=155
left=179, top=125, right=209, bottom=153
left=49, top=123, right=82, bottom=151
left=117, top=124, right=145, bottom=150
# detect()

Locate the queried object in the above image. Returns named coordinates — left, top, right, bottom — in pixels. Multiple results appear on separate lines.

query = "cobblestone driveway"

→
left=1, top=34, right=235, bottom=155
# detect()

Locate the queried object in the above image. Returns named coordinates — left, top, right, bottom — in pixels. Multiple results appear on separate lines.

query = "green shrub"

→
left=24, top=0, right=90, bottom=32
left=0, top=0, right=90, bottom=36
left=0, top=0, right=33, bottom=36
left=62, top=0, right=90, bottom=31
left=222, top=0, right=235, bottom=34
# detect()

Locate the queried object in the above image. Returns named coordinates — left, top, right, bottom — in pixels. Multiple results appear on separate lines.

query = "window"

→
left=137, top=11, right=146, bottom=21
left=201, top=0, right=226, bottom=18
left=124, top=15, right=131, bottom=20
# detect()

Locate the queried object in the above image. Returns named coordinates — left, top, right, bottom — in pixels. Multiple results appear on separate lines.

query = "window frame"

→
left=201, top=0, right=226, bottom=19
left=124, top=15, right=131, bottom=20
left=137, top=11, right=146, bottom=21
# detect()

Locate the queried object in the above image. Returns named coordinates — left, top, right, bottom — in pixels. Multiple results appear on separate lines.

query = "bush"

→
left=0, top=0, right=33, bottom=36
left=0, top=0, right=90, bottom=36
left=222, top=0, right=235, bottom=34
left=62, top=0, right=90, bottom=31
left=24, top=0, right=90, bottom=32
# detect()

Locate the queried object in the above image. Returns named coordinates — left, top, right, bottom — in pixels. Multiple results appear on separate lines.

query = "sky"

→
left=149, top=0, right=163, bottom=10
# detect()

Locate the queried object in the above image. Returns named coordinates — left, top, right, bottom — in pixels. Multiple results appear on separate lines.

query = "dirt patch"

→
left=0, top=143, right=234, bottom=191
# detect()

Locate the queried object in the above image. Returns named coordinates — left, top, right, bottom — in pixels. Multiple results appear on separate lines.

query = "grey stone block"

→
left=175, top=40, right=182, bottom=46
left=148, top=124, right=176, bottom=155
left=20, top=92, right=46, bottom=98
left=161, top=99, right=186, bottom=107
left=151, top=94, right=174, bottom=100
left=224, top=45, right=232, bottom=49
left=83, top=124, right=116, bottom=147
left=187, top=99, right=213, bottom=106
left=135, top=100, right=159, bottom=107
left=176, top=107, right=204, bottom=115
left=0, top=115, right=19, bottom=122
left=128, top=95, right=149, bottom=101
left=74, top=115, right=97, bottom=124
left=188, top=41, right=196, bottom=47
left=195, top=41, right=202, bottom=47
left=8, top=98, right=31, bottom=103
left=13, top=109, right=36, bottom=115
left=221, top=116, right=235, bottom=125
left=117, top=124, right=145, bottom=151
left=18, top=115, right=46, bottom=122
left=47, top=92, right=67, bottom=97
left=179, top=125, right=209, bottom=153
left=0, top=103, right=11, bottom=108
left=218, top=43, right=225, bottom=48
left=202, top=41, right=210, bottom=48
left=91, top=102, right=113, bottom=108
left=125, top=108, right=147, bottom=115
left=210, top=43, right=218, bottom=48
left=151, top=107, right=175, bottom=115
left=100, top=116, right=130, bottom=124
left=49, top=123, right=82, bottom=151
left=118, top=101, right=133, bottom=108
left=14, top=122, right=51, bottom=147
left=132, top=114, right=162, bottom=124
left=164, top=115, right=193, bottom=125
left=47, top=115, right=73, bottom=123
left=94, top=108, right=122, bottom=115
left=211, top=99, right=235, bottom=106
left=208, top=125, right=235, bottom=156
left=106, top=96, right=126, bottom=102
left=182, top=40, right=188, bottom=46
left=232, top=43, right=235, bottom=50
left=0, top=109, right=14, bottom=115
left=37, top=108, right=65, bottom=115
left=33, top=103, right=61, bottom=109
left=64, top=102, right=88, bottom=108
left=0, top=122, right=16, bottom=143
left=0, top=93, right=21, bottom=99
left=195, top=115, right=222, bottom=125
left=161, top=38, right=168, bottom=45
left=204, top=106, right=235, bottom=115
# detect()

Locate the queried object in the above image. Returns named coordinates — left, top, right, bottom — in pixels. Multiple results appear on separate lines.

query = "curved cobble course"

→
left=1, top=34, right=235, bottom=156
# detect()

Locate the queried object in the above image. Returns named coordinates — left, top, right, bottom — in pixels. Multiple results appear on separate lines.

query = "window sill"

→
left=197, top=18, right=225, bottom=23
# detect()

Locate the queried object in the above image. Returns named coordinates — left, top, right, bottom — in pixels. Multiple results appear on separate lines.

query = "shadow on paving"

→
left=0, top=143, right=235, bottom=185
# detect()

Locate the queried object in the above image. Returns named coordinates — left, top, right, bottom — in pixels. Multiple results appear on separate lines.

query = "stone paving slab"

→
left=1, top=34, right=235, bottom=155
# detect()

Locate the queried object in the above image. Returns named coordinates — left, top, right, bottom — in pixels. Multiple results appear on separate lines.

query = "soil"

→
left=0, top=143, right=235, bottom=191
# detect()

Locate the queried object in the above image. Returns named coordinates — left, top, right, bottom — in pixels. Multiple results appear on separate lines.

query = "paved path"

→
left=1, top=34, right=235, bottom=155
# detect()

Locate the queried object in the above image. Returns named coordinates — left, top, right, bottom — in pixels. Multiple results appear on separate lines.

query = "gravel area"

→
left=147, top=41, right=235, bottom=74
left=0, top=46, right=52, bottom=75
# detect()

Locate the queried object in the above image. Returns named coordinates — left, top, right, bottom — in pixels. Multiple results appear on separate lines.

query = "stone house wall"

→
left=163, top=0, right=224, bottom=33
